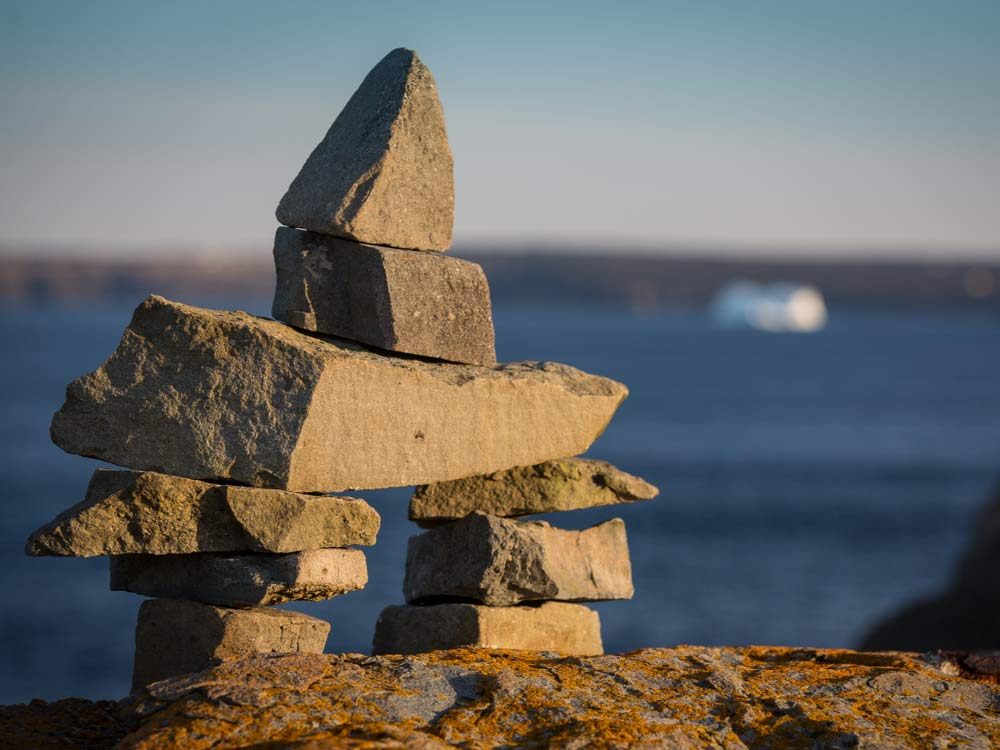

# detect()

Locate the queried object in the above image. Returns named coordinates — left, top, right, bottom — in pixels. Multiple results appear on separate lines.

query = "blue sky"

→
left=1, top=1, right=998, bottom=257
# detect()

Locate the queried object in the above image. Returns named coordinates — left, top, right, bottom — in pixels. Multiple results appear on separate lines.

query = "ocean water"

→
left=1, top=299, right=998, bottom=703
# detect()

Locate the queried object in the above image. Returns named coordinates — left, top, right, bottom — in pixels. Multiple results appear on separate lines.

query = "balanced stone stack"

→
left=26, top=465, right=380, bottom=689
left=26, top=47, right=641, bottom=687
left=373, top=458, right=658, bottom=655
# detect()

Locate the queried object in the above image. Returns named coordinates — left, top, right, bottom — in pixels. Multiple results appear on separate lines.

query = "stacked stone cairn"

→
left=25, top=48, right=655, bottom=689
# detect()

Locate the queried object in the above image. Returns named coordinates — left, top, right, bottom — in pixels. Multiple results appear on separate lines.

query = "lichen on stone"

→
left=6, top=646, right=999, bottom=749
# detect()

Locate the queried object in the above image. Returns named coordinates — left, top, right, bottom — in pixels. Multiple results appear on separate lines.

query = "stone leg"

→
left=112, top=549, right=367, bottom=607
left=372, top=602, right=602, bottom=656
left=132, top=599, right=329, bottom=689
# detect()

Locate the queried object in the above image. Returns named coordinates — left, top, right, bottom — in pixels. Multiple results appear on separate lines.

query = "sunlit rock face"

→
left=6, top=646, right=1000, bottom=749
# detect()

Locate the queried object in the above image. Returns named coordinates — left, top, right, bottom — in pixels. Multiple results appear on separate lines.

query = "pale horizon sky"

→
left=1, top=1, right=999, bottom=259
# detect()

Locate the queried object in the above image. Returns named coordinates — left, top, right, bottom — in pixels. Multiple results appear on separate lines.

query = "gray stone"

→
left=110, top=548, right=367, bottom=607
left=132, top=599, right=329, bottom=689
left=26, top=469, right=378, bottom=557
left=50, top=296, right=626, bottom=492
left=272, top=227, right=495, bottom=366
left=410, top=457, right=658, bottom=524
left=404, top=513, right=632, bottom=606
left=372, top=602, right=603, bottom=656
left=276, top=48, right=454, bottom=252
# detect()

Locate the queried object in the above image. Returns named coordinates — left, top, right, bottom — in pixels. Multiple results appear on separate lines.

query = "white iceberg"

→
left=710, top=281, right=827, bottom=332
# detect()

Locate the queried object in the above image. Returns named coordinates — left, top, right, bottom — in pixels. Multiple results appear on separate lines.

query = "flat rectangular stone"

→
left=50, top=296, right=626, bottom=492
left=132, top=599, right=329, bottom=689
left=404, top=513, right=632, bottom=606
left=372, top=602, right=602, bottom=656
left=111, top=548, right=367, bottom=607
left=410, top=457, right=659, bottom=524
left=25, top=469, right=379, bottom=557
left=272, top=227, right=495, bottom=366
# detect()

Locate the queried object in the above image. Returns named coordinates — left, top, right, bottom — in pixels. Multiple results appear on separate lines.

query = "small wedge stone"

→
left=372, top=602, right=602, bottom=656
left=272, top=227, right=495, bottom=366
left=26, top=469, right=379, bottom=557
left=111, top=549, right=367, bottom=607
left=276, top=48, right=454, bottom=251
left=132, top=599, right=329, bottom=689
left=411, top=457, right=658, bottom=524
left=50, top=296, right=626, bottom=491
left=404, top=513, right=632, bottom=606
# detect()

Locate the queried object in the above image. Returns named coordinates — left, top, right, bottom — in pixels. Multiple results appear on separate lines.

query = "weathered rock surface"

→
left=404, top=513, right=632, bottom=605
left=110, top=548, right=367, bottom=607
left=9, top=647, right=997, bottom=749
left=276, top=48, right=454, bottom=252
left=272, top=227, right=495, bottom=366
left=372, top=602, right=603, bottom=656
left=50, top=296, right=625, bottom=491
left=133, top=599, right=329, bottom=690
left=26, top=469, right=379, bottom=557
left=411, top=456, right=659, bottom=523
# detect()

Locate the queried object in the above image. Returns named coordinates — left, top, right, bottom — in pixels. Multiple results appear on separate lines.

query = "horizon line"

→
left=2, top=237, right=999, bottom=265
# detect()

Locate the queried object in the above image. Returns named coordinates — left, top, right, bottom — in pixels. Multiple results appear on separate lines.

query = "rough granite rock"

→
left=25, top=469, right=379, bottom=557
left=276, top=48, right=454, bottom=252
left=410, top=456, right=659, bottom=524
left=132, top=599, right=329, bottom=690
left=110, top=548, right=367, bottom=607
left=404, top=513, right=632, bottom=605
left=50, top=296, right=625, bottom=491
left=7, top=646, right=1000, bottom=750
left=6, top=647, right=1000, bottom=748
left=372, top=602, right=603, bottom=656
left=272, top=227, right=495, bottom=366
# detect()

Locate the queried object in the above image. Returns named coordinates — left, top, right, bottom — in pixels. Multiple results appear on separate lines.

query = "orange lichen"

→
left=4, top=646, right=999, bottom=749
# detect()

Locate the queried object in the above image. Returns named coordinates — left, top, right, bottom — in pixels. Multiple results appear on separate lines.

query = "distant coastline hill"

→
left=1, top=245, right=997, bottom=310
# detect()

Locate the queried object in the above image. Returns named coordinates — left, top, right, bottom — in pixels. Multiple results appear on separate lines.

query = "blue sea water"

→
left=1, top=299, right=998, bottom=703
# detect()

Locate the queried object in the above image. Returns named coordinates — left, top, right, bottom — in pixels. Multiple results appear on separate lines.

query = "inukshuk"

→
left=26, top=48, right=645, bottom=690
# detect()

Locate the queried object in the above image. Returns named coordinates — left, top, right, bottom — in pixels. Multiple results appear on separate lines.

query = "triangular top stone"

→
left=277, top=48, right=454, bottom=252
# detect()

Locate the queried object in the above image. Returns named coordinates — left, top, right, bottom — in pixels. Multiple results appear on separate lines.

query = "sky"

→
left=1, top=1, right=998, bottom=258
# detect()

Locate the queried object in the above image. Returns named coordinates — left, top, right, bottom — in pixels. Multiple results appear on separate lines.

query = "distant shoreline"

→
left=1, top=248, right=997, bottom=309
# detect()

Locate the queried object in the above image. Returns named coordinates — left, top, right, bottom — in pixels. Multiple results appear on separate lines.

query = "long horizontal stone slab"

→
left=410, top=457, right=658, bottom=524
left=133, top=599, right=329, bottom=689
left=404, top=513, right=632, bottom=606
left=50, top=296, right=626, bottom=492
left=272, top=227, right=495, bottom=366
left=372, top=602, right=602, bottom=656
left=26, top=469, right=379, bottom=557
left=111, top=549, right=367, bottom=607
